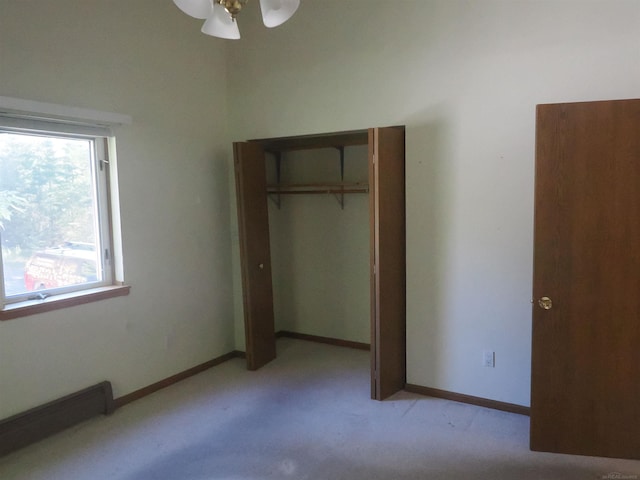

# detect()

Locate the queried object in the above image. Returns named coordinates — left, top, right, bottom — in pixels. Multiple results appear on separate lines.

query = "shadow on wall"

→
left=405, top=104, right=455, bottom=387
left=210, top=147, right=235, bottom=318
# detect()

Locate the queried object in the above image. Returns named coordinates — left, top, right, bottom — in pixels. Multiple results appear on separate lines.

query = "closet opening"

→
left=234, top=127, right=405, bottom=400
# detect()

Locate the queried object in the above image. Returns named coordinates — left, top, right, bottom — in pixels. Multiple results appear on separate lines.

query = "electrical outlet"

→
left=483, top=350, right=495, bottom=368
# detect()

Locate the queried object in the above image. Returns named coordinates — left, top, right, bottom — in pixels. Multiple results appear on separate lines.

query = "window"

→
left=0, top=97, right=130, bottom=319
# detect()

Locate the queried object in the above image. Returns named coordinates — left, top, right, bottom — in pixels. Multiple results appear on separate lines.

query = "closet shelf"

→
left=267, top=183, right=369, bottom=195
left=251, top=129, right=368, bottom=153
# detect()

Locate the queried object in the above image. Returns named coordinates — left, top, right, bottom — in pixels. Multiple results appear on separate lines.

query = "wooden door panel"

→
left=370, top=126, right=406, bottom=400
left=531, top=99, right=640, bottom=459
left=234, top=142, right=276, bottom=370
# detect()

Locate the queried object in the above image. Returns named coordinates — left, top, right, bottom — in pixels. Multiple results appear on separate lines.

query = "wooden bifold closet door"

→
left=233, top=141, right=276, bottom=371
left=234, top=126, right=406, bottom=399
left=369, top=127, right=406, bottom=400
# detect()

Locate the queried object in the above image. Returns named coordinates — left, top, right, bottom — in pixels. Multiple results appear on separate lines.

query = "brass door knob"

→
left=259, top=263, right=264, bottom=270
left=538, top=297, right=553, bottom=310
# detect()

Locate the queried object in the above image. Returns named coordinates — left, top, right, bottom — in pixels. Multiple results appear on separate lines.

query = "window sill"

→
left=0, top=285, right=131, bottom=321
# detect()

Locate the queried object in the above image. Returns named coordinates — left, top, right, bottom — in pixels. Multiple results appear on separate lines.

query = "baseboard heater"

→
left=0, top=381, right=115, bottom=457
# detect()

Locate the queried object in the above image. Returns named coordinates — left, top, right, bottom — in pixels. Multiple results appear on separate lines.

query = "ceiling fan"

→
left=173, top=0, right=300, bottom=40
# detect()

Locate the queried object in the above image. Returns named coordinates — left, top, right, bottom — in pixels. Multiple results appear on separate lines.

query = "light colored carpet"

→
left=1, top=338, right=638, bottom=480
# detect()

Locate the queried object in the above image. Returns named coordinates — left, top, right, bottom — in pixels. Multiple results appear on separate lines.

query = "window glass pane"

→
left=0, top=132, right=102, bottom=297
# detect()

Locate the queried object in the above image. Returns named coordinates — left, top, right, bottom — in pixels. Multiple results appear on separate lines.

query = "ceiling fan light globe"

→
left=259, top=0, right=300, bottom=28
left=173, top=0, right=213, bottom=19
left=201, top=2, right=241, bottom=39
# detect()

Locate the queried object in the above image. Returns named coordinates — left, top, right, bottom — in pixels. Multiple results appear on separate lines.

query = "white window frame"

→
left=0, top=96, right=131, bottom=318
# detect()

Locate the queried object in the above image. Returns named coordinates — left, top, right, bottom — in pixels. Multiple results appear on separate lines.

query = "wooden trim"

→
left=0, top=285, right=131, bottom=321
left=0, top=381, right=114, bottom=457
left=276, top=330, right=370, bottom=351
left=404, top=383, right=530, bottom=416
left=113, top=350, right=244, bottom=409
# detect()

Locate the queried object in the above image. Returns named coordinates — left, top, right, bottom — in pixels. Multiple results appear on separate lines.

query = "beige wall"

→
left=1, top=0, right=638, bottom=418
left=228, top=0, right=640, bottom=406
left=0, top=0, right=234, bottom=418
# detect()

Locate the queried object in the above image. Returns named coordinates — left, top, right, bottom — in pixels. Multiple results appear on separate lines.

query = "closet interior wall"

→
left=266, top=146, right=370, bottom=344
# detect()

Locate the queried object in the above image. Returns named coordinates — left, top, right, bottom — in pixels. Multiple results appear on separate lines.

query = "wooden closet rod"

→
left=267, top=188, right=369, bottom=195
left=266, top=183, right=369, bottom=195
